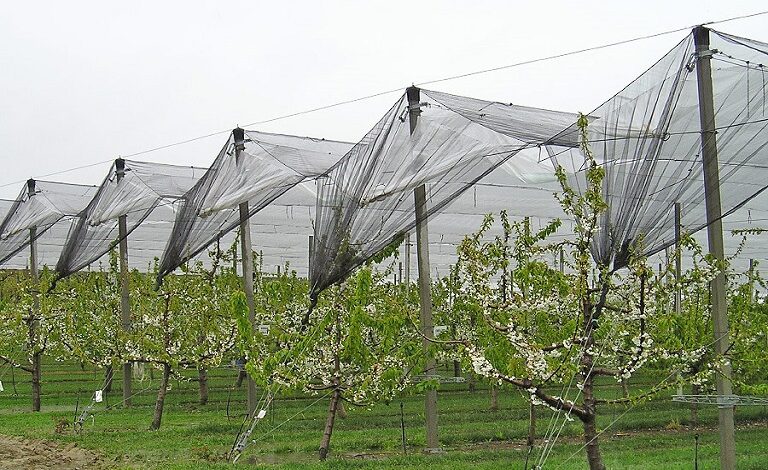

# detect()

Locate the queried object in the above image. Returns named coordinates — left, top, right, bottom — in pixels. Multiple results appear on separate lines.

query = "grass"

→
left=0, top=359, right=767, bottom=468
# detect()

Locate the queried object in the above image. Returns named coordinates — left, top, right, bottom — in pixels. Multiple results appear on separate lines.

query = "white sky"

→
left=1, top=0, right=767, bottom=199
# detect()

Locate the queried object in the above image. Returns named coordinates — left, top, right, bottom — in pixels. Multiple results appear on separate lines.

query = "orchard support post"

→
left=234, top=127, right=258, bottom=415
left=407, top=86, right=440, bottom=451
left=115, top=158, right=133, bottom=407
left=674, top=202, right=683, bottom=396
left=27, top=179, right=42, bottom=411
left=405, top=233, right=411, bottom=289
left=693, top=25, right=736, bottom=470
left=674, top=202, right=682, bottom=316
left=308, top=235, right=314, bottom=280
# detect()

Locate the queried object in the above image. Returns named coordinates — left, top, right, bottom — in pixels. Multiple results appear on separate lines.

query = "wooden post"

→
left=233, top=127, right=258, bottom=415
left=115, top=159, right=133, bottom=407
left=693, top=25, right=736, bottom=470
left=27, top=179, right=42, bottom=412
left=407, top=86, right=439, bottom=451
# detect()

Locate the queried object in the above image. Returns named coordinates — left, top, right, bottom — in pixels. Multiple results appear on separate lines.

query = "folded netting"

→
left=55, top=160, right=204, bottom=277
left=309, top=88, right=581, bottom=297
left=546, top=28, right=768, bottom=268
left=157, top=130, right=354, bottom=280
left=0, top=181, right=96, bottom=268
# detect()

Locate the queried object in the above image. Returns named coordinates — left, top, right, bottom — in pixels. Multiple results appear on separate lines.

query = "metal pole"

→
left=404, top=233, right=411, bottom=289
left=674, top=202, right=682, bottom=316
left=115, top=159, right=132, bottom=407
left=407, top=86, right=439, bottom=451
left=674, top=202, right=683, bottom=396
left=693, top=25, right=736, bottom=470
left=234, top=127, right=258, bottom=415
left=308, top=235, right=314, bottom=280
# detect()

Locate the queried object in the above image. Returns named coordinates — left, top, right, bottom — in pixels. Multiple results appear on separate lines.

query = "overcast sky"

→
left=1, top=1, right=766, bottom=199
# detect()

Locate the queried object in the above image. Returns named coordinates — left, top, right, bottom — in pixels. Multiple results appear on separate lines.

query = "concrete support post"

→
left=693, top=25, right=736, bottom=470
left=234, top=128, right=258, bottom=415
left=407, top=86, right=439, bottom=451
left=115, top=159, right=132, bottom=407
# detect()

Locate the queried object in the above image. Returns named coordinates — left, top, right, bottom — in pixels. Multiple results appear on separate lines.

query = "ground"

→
left=0, top=434, right=108, bottom=470
left=0, top=361, right=767, bottom=469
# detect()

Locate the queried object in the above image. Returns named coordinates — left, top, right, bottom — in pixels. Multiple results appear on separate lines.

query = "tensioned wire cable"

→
left=1, top=10, right=766, bottom=191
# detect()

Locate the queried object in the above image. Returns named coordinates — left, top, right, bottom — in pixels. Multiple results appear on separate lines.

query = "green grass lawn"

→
left=1, top=360, right=767, bottom=468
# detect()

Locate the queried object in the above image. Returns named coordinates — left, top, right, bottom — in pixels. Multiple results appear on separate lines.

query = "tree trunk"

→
left=527, top=401, right=536, bottom=449
left=150, top=363, right=171, bottom=431
left=489, top=384, right=499, bottom=412
left=580, top=292, right=605, bottom=470
left=104, top=365, right=114, bottom=393
left=468, top=372, right=476, bottom=393
left=582, top=412, right=605, bottom=470
left=453, top=360, right=461, bottom=378
left=337, top=399, right=348, bottom=419
left=198, top=367, right=208, bottom=405
left=690, top=383, right=699, bottom=427
left=236, top=369, right=246, bottom=388
left=31, top=351, right=42, bottom=412
left=318, top=388, right=341, bottom=461
left=620, top=379, right=629, bottom=399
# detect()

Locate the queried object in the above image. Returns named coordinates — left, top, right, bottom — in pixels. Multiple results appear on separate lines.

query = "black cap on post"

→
left=115, top=158, right=126, bottom=180
left=693, top=25, right=709, bottom=46
left=406, top=86, right=420, bottom=104
left=233, top=127, right=245, bottom=142
left=233, top=127, right=246, bottom=162
left=26, top=178, right=36, bottom=196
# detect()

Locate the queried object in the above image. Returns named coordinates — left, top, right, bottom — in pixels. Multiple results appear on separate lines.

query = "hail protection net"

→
left=0, top=181, right=97, bottom=268
left=157, top=130, right=354, bottom=280
left=309, top=88, right=581, bottom=297
left=55, top=160, right=203, bottom=277
left=545, top=28, right=768, bottom=268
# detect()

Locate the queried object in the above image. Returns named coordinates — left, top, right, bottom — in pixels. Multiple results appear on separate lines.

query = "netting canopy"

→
left=546, top=29, right=768, bottom=267
left=309, top=88, right=580, bottom=297
left=56, top=160, right=203, bottom=277
left=0, top=180, right=97, bottom=268
left=310, top=28, right=768, bottom=297
left=157, top=130, right=354, bottom=280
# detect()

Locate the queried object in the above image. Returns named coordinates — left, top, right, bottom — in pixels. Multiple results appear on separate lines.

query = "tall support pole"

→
left=115, top=159, right=133, bottom=407
left=674, top=202, right=682, bottom=316
left=404, top=233, right=411, bottom=289
left=674, top=202, right=683, bottom=395
left=308, top=235, right=314, bottom=280
left=234, top=128, right=258, bottom=415
left=693, top=26, right=736, bottom=470
left=407, top=86, right=439, bottom=451
left=27, top=179, right=42, bottom=411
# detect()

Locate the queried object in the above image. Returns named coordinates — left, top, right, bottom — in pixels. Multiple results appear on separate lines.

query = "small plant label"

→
left=433, top=325, right=448, bottom=337
left=0, top=380, right=4, bottom=392
left=94, top=390, right=103, bottom=403
left=258, top=324, right=270, bottom=335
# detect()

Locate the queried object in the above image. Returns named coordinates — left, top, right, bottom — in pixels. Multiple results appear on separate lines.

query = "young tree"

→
left=235, top=256, right=419, bottom=460
left=0, top=268, right=64, bottom=411
left=448, top=115, right=736, bottom=470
